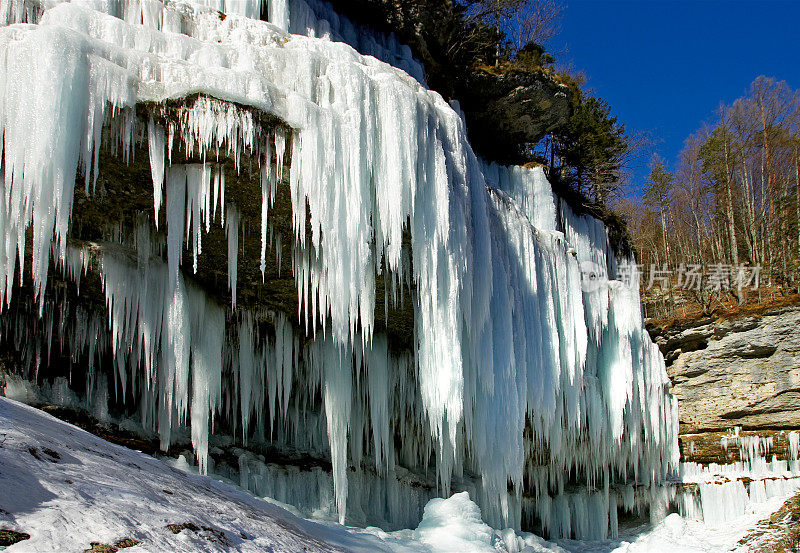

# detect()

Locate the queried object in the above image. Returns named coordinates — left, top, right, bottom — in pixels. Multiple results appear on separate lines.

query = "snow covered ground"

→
left=0, top=396, right=795, bottom=553
left=0, top=396, right=560, bottom=552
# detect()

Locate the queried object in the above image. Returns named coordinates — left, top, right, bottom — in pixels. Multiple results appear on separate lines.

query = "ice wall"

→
left=0, top=0, right=426, bottom=83
left=678, top=432, right=800, bottom=526
left=0, top=0, right=677, bottom=538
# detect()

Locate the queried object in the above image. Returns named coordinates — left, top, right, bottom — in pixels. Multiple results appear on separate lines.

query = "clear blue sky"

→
left=552, top=0, right=800, bottom=199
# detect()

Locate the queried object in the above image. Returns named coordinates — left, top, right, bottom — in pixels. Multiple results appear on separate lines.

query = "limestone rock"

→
left=654, top=308, right=800, bottom=434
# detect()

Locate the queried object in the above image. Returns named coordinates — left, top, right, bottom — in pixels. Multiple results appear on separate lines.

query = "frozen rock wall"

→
left=0, top=0, right=677, bottom=538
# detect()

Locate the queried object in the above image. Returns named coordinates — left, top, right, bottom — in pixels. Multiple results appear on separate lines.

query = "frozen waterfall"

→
left=0, top=0, right=678, bottom=539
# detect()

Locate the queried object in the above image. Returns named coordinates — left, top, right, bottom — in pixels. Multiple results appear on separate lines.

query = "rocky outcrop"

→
left=325, top=0, right=572, bottom=165
left=649, top=308, right=800, bottom=436
left=678, top=428, right=796, bottom=466
left=458, top=69, right=570, bottom=164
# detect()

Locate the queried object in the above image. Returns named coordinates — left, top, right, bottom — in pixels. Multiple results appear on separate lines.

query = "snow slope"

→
left=0, top=395, right=794, bottom=553
left=0, top=396, right=344, bottom=552
left=0, top=396, right=565, bottom=552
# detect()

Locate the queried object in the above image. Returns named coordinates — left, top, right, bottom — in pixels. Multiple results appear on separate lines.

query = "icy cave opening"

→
left=0, top=0, right=679, bottom=540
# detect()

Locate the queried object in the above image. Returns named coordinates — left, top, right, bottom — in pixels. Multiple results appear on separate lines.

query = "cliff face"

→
left=648, top=308, right=800, bottom=463
left=458, top=69, right=570, bottom=164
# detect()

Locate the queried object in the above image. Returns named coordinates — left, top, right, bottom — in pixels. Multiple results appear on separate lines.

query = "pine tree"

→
left=642, top=154, right=674, bottom=264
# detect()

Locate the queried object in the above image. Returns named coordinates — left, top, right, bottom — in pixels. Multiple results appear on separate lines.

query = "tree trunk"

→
left=795, top=147, right=800, bottom=259
left=660, top=205, right=670, bottom=265
left=723, top=137, right=739, bottom=265
left=740, top=155, right=756, bottom=262
left=759, top=92, right=770, bottom=271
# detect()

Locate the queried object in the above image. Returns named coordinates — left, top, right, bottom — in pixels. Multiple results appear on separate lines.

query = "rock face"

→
left=459, top=70, right=570, bottom=164
left=649, top=307, right=800, bottom=435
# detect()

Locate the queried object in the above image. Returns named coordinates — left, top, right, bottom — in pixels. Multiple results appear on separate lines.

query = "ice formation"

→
left=0, top=0, right=678, bottom=539
left=678, top=431, right=800, bottom=526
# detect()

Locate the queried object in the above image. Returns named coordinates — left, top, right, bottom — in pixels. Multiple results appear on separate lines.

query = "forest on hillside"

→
left=619, top=77, right=800, bottom=318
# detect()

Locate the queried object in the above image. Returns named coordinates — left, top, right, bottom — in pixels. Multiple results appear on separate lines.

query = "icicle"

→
left=260, top=137, right=272, bottom=280
left=274, top=312, right=294, bottom=416
left=268, top=0, right=289, bottom=31
left=273, top=127, right=285, bottom=201
left=148, top=117, right=166, bottom=228
left=366, top=335, right=390, bottom=474
left=212, top=166, right=222, bottom=223
left=237, top=312, right=258, bottom=442
left=166, top=166, right=186, bottom=283
left=0, top=1, right=679, bottom=537
left=184, top=163, right=214, bottom=273
left=319, top=339, right=353, bottom=525
left=226, top=204, right=239, bottom=310
left=189, top=289, right=224, bottom=475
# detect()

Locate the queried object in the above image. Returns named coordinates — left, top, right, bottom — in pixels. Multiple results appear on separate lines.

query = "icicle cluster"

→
left=679, top=431, right=800, bottom=527
left=0, top=0, right=678, bottom=538
left=1, top=0, right=424, bottom=83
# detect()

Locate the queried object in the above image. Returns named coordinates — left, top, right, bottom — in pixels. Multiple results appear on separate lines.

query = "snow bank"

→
left=0, top=396, right=338, bottom=552
left=414, top=492, right=497, bottom=553
left=0, top=396, right=566, bottom=552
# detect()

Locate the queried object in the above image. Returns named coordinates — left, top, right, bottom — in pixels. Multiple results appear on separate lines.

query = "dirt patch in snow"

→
left=166, top=522, right=231, bottom=545
left=84, top=538, right=140, bottom=552
left=737, top=493, right=800, bottom=552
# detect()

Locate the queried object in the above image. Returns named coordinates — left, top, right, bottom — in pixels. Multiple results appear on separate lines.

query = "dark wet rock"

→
left=0, top=529, right=30, bottom=546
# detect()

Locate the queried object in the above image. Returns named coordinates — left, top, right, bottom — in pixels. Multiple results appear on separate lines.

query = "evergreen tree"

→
left=551, top=88, right=629, bottom=205
left=642, top=154, right=674, bottom=264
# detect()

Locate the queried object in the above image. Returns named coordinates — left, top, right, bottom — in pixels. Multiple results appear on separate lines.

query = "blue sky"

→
left=552, top=0, right=800, bottom=199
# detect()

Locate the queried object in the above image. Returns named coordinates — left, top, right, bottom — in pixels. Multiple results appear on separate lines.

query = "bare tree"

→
left=623, top=76, right=800, bottom=312
left=675, top=132, right=709, bottom=262
left=717, top=106, right=739, bottom=265
left=510, top=0, right=565, bottom=51
left=643, top=153, right=674, bottom=265
left=465, top=0, right=565, bottom=62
